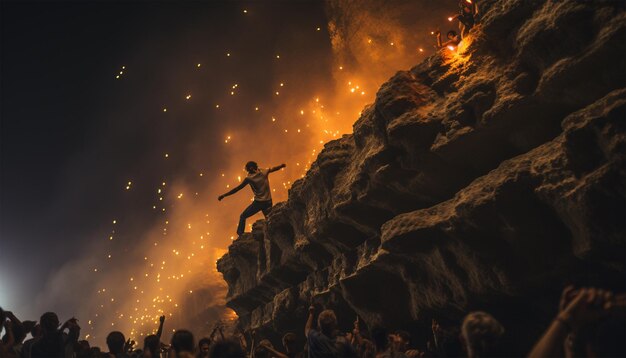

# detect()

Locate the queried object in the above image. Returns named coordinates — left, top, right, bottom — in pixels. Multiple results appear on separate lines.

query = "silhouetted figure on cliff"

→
left=454, top=0, right=478, bottom=38
left=218, top=161, right=286, bottom=237
left=436, top=30, right=461, bottom=49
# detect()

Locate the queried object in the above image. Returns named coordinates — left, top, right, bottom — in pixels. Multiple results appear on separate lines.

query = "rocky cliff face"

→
left=217, top=0, right=626, bottom=352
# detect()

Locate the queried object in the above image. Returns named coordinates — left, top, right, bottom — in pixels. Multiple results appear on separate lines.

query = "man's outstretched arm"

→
left=304, top=305, right=315, bottom=337
left=268, top=163, right=286, bottom=173
left=258, top=342, right=289, bottom=358
left=156, top=315, right=165, bottom=339
left=218, top=179, right=248, bottom=201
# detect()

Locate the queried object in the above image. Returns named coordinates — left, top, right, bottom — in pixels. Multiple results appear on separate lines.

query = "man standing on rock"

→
left=455, top=0, right=479, bottom=38
left=218, top=161, right=286, bottom=237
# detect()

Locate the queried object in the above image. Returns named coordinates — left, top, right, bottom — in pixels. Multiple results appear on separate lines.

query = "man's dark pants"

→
left=237, top=200, right=272, bottom=235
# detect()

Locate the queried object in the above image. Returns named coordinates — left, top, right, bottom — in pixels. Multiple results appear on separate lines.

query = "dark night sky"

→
left=1, top=0, right=332, bottom=312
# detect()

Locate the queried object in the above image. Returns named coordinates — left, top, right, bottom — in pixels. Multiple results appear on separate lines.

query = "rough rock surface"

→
left=217, top=0, right=626, bottom=353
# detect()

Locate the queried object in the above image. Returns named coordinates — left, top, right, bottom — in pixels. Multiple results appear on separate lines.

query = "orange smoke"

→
left=34, top=0, right=457, bottom=348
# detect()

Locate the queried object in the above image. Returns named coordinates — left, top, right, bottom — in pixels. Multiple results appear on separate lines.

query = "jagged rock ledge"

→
left=217, top=0, right=626, bottom=353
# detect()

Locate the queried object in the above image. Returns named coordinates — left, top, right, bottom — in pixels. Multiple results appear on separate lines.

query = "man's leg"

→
left=261, top=200, right=273, bottom=217
left=237, top=201, right=263, bottom=236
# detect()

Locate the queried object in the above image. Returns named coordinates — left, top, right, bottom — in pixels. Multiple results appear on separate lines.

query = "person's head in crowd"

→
left=317, top=309, right=338, bottom=337
left=198, top=337, right=211, bottom=357
left=143, top=334, right=160, bottom=357
left=447, top=30, right=458, bottom=40
left=88, top=346, right=102, bottom=356
left=40, top=312, right=60, bottom=335
left=371, top=326, right=390, bottom=353
left=282, top=332, right=299, bottom=354
left=171, top=329, right=195, bottom=355
left=30, top=323, right=42, bottom=339
left=461, top=311, right=504, bottom=358
left=392, top=330, right=410, bottom=352
left=76, top=340, right=90, bottom=358
left=106, top=331, right=126, bottom=355
left=209, top=339, right=245, bottom=358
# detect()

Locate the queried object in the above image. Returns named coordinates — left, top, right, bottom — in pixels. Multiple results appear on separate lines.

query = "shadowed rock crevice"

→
left=216, top=1, right=625, bottom=353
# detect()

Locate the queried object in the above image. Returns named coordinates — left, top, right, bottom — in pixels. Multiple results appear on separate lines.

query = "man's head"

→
left=89, top=347, right=102, bottom=356
left=171, top=329, right=195, bottom=354
left=282, top=332, right=298, bottom=353
left=106, top=331, right=126, bottom=354
left=77, top=340, right=90, bottom=356
left=317, top=309, right=338, bottom=337
left=461, top=311, right=504, bottom=358
left=39, top=312, right=59, bottom=335
left=144, top=334, right=160, bottom=355
left=198, top=337, right=211, bottom=356
left=447, top=30, right=458, bottom=40
left=245, top=161, right=258, bottom=174
left=31, top=323, right=42, bottom=338
left=393, top=330, right=410, bottom=352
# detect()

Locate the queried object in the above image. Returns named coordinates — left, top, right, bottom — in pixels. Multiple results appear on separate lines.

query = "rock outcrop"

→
left=217, top=0, right=626, bottom=353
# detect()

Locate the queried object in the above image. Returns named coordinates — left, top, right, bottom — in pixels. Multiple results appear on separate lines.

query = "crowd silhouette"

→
left=1, top=286, right=625, bottom=358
